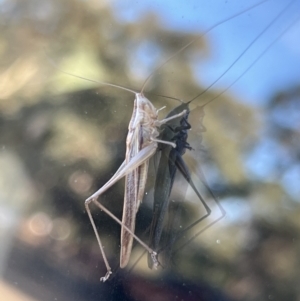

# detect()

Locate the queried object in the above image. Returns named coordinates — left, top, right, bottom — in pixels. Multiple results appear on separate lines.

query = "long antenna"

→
left=45, top=53, right=137, bottom=95
left=188, top=0, right=296, bottom=105
left=140, top=0, right=269, bottom=94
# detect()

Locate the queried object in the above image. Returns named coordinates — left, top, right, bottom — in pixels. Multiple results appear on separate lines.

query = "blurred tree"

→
left=0, top=0, right=299, bottom=301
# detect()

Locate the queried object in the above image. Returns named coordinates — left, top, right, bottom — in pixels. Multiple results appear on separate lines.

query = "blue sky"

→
left=111, top=0, right=300, bottom=106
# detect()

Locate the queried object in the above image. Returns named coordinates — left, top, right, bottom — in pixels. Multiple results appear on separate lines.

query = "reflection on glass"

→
left=0, top=0, right=299, bottom=300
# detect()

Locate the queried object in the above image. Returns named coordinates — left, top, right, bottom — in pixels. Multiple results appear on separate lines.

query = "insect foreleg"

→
left=156, top=109, right=187, bottom=126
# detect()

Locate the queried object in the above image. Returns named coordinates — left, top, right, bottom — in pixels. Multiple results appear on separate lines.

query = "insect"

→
left=147, top=102, right=222, bottom=268
left=51, top=64, right=187, bottom=281
left=83, top=89, right=187, bottom=281
left=145, top=0, right=298, bottom=268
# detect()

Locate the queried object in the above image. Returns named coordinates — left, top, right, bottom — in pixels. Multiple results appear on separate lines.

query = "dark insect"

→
left=146, top=0, right=297, bottom=268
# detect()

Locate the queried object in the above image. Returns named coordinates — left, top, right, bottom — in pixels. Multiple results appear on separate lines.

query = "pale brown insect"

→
left=84, top=90, right=186, bottom=281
